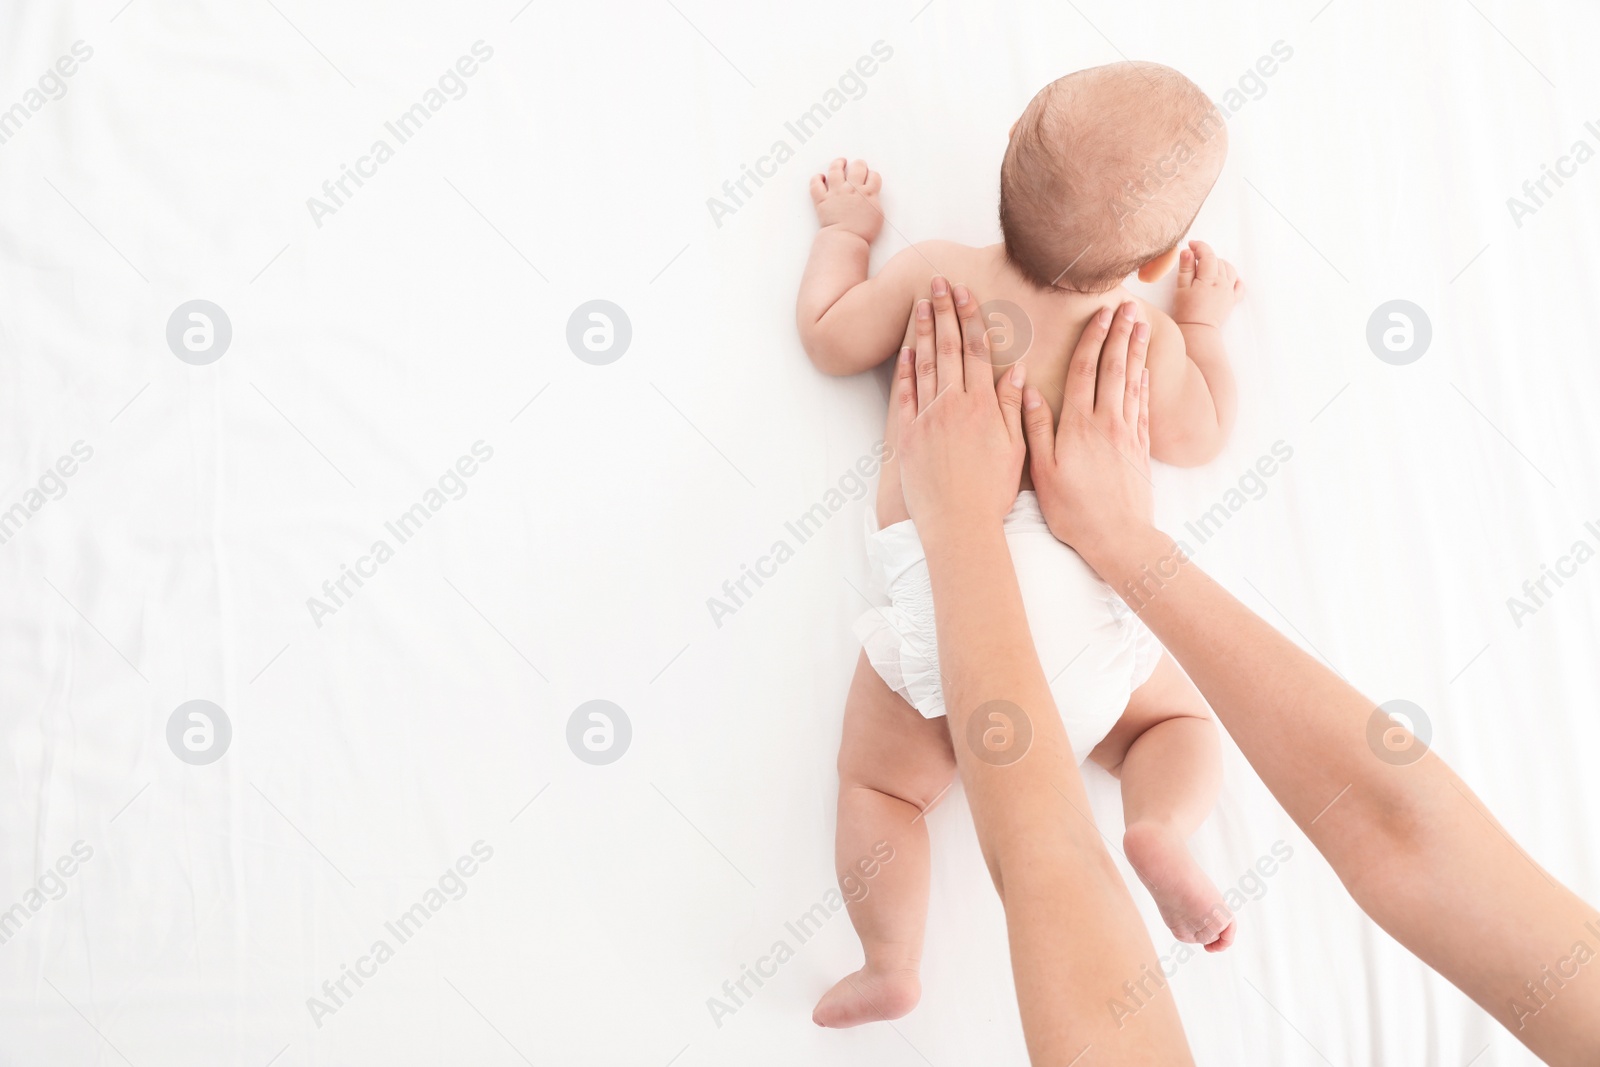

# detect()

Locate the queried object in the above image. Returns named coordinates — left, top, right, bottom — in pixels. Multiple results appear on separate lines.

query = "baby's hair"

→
left=1000, top=62, right=1227, bottom=293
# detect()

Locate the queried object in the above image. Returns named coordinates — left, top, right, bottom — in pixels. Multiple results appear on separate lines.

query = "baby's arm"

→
left=796, top=159, right=947, bottom=376
left=1136, top=241, right=1243, bottom=467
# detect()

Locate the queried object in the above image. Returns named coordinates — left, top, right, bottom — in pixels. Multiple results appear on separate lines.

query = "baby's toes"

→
left=1195, top=902, right=1233, bottom=940
left=1204, top=920, right=1237, bottom=953
left=1185, top=903, right=1233, bottom=946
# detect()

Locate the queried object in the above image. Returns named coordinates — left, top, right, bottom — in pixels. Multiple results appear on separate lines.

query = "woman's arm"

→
left=896, top=278, right=1194, bottom=1064
left=1022, top=313, right=1600, bottom=1065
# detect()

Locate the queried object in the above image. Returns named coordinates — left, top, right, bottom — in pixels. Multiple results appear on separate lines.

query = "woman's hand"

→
left=1023, top=301, right=1155, bottom=570
left=895, top=277, right=1028, bottom=540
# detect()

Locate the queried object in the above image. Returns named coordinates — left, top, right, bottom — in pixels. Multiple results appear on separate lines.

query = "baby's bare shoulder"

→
left=864, top=241, right=990, bottom=339
left=1129, top=296, right=1185, bottom=358
left=879, top=239, right=986, bottom=283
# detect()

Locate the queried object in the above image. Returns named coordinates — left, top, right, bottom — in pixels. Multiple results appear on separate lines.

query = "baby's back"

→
left=909, top=241, right=1130, bottom=421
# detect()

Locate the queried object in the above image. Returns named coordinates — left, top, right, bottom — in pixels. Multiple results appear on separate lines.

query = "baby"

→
left=795, top=62, right=1245, bottom=1028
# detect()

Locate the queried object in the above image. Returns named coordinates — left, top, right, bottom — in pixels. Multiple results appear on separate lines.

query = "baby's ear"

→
left=1137, top=246, right=1181, bottom=283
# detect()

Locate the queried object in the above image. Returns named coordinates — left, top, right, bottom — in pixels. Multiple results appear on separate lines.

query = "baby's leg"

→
left=814, top=652, right=957, bottom=1028
left=1090, top=653, right=1235, bottom=951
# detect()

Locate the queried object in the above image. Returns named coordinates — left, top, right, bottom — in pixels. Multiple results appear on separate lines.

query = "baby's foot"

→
left=1124, top=821, right=1236, bottom=952
left=812, top=966, right=921, bottom=1028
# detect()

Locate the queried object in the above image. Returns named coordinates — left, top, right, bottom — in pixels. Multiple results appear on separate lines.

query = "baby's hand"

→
left=809, top=158, right=884, bottom=243
left=1172, top=241, right=1244, bottom=329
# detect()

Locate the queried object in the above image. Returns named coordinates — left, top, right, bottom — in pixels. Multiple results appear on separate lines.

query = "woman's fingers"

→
left=954, top=283, right=993, bottom=395
left=1095, top=302, right=1138, bottom=413
left=996, top=361, right=1026, bottom=445
left=1022, top=385, right=1056, bottom=472
left=1066, top=305, right=1113, bottom=413
left=896, top=346, right=917, bottom=421
left=1138, top=368, right=1150, bottom=455
left=1124, top=320, right=1150, bottom=426
left=929, top=276, right=963, bottom=394
left=914, top=299, right=937, bottom=413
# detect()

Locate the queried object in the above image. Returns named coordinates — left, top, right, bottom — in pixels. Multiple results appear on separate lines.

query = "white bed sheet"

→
left=2, top=0, right=1599, bottom=1064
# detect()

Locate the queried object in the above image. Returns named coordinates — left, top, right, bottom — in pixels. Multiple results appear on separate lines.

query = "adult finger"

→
left=1066, top=305, right=1114, bottom=414
left=1138, top=369, right=1151, bottom=455
left=1022, top=385, right=1056, bottom=475
left=929, top=276, right=963, bottom=394
left=997, top=361, right=1026, bottom=447
left=896, top=346, right=916, bottom=423
left=1095, top=301, right=1138, bottom=413
left=954, top=284, right=994, bottom=396
left=913, top=300, right=937, bottom=413
left=1124, top=320, right=1150, bottom=426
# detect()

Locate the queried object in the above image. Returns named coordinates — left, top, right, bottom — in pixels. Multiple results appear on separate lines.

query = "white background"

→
left=2, top=0, right=1599, bottom=1064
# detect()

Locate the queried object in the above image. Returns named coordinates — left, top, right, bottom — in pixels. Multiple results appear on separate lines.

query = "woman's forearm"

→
left=921, top=521, right=1194, bottom=1065
left=895, top=279, right=1195, bottom=1062
left=1023, top=283, right=1600, bottom=1061
left=1087, top=526, right=1600, bottom=1063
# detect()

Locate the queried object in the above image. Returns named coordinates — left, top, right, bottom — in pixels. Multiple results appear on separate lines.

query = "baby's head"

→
left=1000, top=62, right=1226, bottom=293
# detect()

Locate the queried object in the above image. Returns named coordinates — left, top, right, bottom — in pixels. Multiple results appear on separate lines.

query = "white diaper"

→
left=853, top=491, right=1164, bottom=766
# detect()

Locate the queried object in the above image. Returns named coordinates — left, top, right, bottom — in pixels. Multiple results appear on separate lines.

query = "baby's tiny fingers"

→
left=1177, top=247, right=1195, bottom=288
left=809, top=174, right=826, bottom=203
left=827, top=157, right=847, bottom=185
left=846, top=159, right=869, bottom=185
